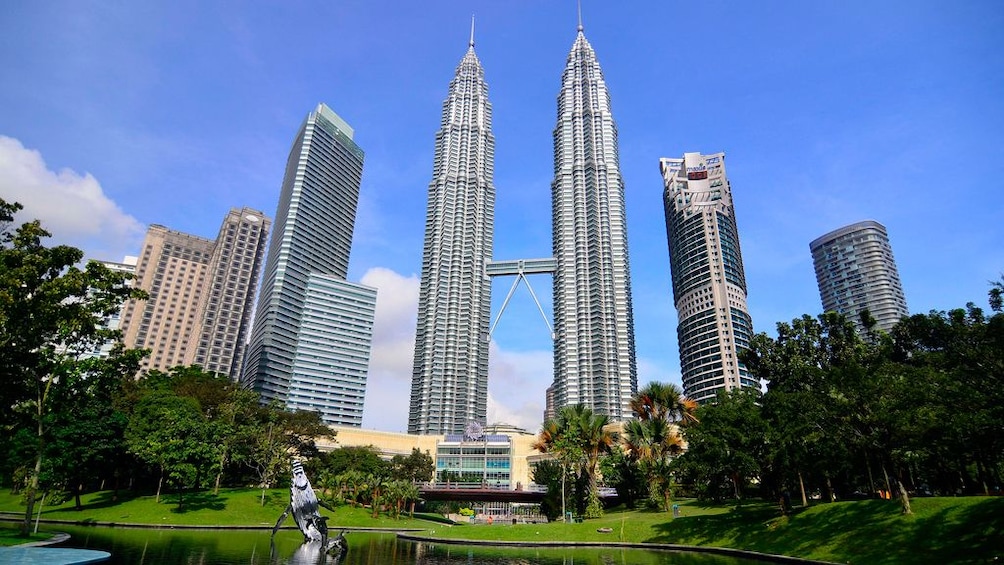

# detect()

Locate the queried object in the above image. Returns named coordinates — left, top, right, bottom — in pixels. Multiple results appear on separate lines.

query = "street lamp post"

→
left=561, top=461, right=566, bottom=523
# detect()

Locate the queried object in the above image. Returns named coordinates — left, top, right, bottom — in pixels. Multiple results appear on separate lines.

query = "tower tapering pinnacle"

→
left=577, top=0, right=583, bottom=32
left=549, top=25, right=637, bottom=421
left=409, top=33, right=495, bottom=435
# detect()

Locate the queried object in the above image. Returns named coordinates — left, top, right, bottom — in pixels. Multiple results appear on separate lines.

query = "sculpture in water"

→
left=272, top=460, right=348, bottom=562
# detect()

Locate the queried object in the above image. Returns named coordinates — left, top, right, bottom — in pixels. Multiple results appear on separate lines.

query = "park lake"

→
left=48, top=525, right=769, bottom=564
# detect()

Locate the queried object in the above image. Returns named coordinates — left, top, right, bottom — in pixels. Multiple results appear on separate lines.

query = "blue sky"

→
left=2, top=1, right=1002, bottom=433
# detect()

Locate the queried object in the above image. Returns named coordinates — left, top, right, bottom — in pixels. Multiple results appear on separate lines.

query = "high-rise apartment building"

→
left=409, top=32, right=495, bottom=435
left=182, top=207, right=269, bottom=378
left=549, top=23, right=637, bottom=421
left=809, top=220, right=909, bottom=335
left=241, top=103, right=377, bottom=427
left=120, top=208, right=268, bottom=378
left=660, top=152, right=756, bottom=404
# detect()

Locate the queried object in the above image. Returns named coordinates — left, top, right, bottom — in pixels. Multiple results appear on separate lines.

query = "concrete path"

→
left=0, top=547, right=110, bottom=564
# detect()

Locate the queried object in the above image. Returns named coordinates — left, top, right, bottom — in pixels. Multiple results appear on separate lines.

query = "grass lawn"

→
left=0, top=488, right=432, bottom=530
left=0, top=528, right=53, bottom=547
left=425, top=497, right=1004, bottom=564
left=2, top=490, right=1001, bottom=563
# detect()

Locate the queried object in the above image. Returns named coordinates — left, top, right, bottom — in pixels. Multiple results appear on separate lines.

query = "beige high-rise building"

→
left=121, top=207, right=270, bottom=378
left=660, top=152, right=756, bottom=404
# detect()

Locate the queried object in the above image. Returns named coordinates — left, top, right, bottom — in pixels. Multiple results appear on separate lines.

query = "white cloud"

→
left=0, top=135, right=144, bottom=261
left=359, top=267, right=419, bottom=432
left=488, top=343, right=551, bottom=432
left=360, top=267, right=420, bottom=373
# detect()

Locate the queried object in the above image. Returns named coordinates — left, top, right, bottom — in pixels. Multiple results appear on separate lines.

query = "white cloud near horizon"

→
left=359, top=267, right=419, bottom=432
left=0, top=135, right=145, bottom=261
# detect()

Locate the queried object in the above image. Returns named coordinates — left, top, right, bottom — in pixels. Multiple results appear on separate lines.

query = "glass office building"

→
left=242, top=104, right=376, bottom=426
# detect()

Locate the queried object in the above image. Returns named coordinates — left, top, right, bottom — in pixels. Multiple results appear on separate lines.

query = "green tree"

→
left=741, top=313, right=864, bottom=506
left=390, top=448, right=435, bottom=483
left=125, top=389, right=217, bottom=508
left=598, top=447, right=646, bottom=508
left=312, top=445, right=390, bottom=480
left=529, top=459, right=564, bottom=521
left=0, top=199, right=146, bottom=534
left=383, top=479, right=420, bottom=519
left=891, top=303, right=1004, bottom=497
left=147, top=366, right=260, bottom=494
left=247, top=405, right=333, bottom=505
left=362, top=473, right=388, bottom=518
left=989, top=275, right=1003, bottom=312
left=43, top=349, right=144, bottom=509
left=673, top=388, right=767, bottom=502
left=327, top=469, right=366, bottom=507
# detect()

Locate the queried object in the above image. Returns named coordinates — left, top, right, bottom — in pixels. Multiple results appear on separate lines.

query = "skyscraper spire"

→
left=549, top=25, right=637, bottom=421
left=577, top=0, right=583, bottom=32
left=409, top=34, right=495, bottom=435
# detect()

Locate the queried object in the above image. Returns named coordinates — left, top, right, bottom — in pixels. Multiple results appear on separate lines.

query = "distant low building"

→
left=320, top=423, right=539, bottom=490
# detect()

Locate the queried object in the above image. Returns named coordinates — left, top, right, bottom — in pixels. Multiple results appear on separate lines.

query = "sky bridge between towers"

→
left=486, top=258, right=556, bottom=341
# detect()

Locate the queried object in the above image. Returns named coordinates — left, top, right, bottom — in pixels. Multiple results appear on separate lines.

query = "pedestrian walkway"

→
left=0, top=547, right=110, bottom=564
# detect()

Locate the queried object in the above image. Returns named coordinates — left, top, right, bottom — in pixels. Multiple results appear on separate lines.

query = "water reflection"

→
left=51, top=525, right=762, bottom=565
left=280, top=539, right=344, bottom=565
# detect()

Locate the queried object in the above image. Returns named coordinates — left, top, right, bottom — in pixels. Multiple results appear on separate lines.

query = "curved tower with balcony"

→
left=660, top=152, right=756, bottom=404
left=409, top=30, right=495, bottom=435
left=550, top=23, right=637, bottom=421
left=809, top=220, right=908, bottom=335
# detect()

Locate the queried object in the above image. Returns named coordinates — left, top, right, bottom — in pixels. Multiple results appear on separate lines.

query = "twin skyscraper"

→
left=408, top=21, right=638, bottom=435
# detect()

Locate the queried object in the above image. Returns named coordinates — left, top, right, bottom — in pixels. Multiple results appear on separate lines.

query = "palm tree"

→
left=625, top=382, right=696, bottom=511
left=568, top=406, right=614, bottom=517
left=384, top=480, right=404, bottom=519
left=388, top=480, right=421, bottom=518
left=403, top=480, right=420, bottom=518
left=624, top=417, right=686, bottom=511
left=336, top=469, right=364, bottom=507
left=630, top=382, right=698, bottom=426
left=533, top=405, right=614, bottom=518
left=359, top=473, right=387, bottom=518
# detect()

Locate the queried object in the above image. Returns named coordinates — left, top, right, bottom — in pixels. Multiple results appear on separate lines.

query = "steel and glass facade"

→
left=550, top=26, right=637, bottom=420
left=436, top=433, right=513, bottom=488
left=660, top=152, right=756, bottom=403
left=409, top=39, right=495, bottom=435
left=285, top=275, right=376, bottom=426
left=242, top=104, right=375, bottom=425
left=809, top=220, right=908, bottom=335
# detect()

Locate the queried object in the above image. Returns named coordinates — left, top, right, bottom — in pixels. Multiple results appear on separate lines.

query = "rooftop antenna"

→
left=470, top=14, right=475, bottom=47
left=577, top=0, right=583, bottom=32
